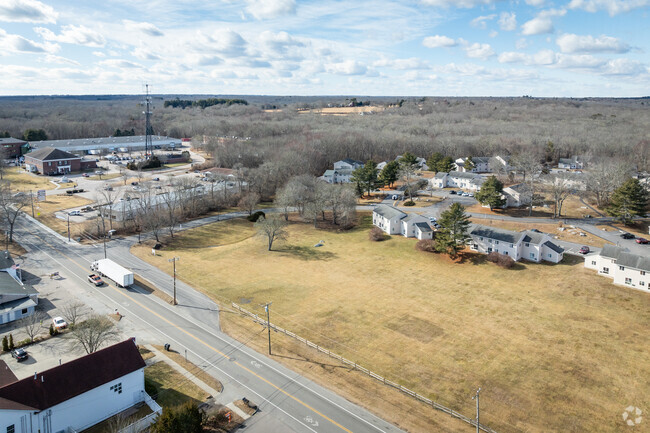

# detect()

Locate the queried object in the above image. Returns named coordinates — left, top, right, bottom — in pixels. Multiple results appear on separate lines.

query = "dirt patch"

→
left=234, top=398, right=258, bottom=416
left=134, top=274, right=175, bottom=305
left=386, top=316, right=444, bottom=343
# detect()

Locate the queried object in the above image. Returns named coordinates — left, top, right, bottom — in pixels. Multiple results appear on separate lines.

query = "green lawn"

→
left=132, top=214, right=650, bottom=433
left=145, top=362, right=208, bottom=408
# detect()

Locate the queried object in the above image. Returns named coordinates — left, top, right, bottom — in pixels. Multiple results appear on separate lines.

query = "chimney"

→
left=34, top=372, right=37, bottom=380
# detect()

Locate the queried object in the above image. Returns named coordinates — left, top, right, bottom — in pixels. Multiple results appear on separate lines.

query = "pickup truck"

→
left=88, top=274, right=104, bottom=286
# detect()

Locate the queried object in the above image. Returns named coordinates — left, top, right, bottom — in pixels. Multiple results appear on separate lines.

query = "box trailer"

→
left=90, top=259, right=134, bottom=287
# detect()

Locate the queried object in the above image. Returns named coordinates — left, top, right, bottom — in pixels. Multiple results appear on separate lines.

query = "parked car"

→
left=579, top=246, right=590, bottom=254
left=11, top=348, right=28, bottom=362
left=131, top=181, right=139, bottom=186
left=429, top=217, right=436, bottom=222
left=467, top=193, right=474, bottom=197
left=104, top=186, right=113, bottom=191
left=52, top=316, right=68, bottom=330
left=68, top=210, right=82, bottom=216
left=82, top=173, right=89, bottom=177
left=88, top=274, right=104, bottom=286
left=95, top=170, right=104, bottom=175
left=621, top=233, right=635, bottom=239
left=636, top=238, right=649, bottom=244
left=461, top=192, right=469, bottom=197
left=152, top=177, right=160, bottom=181
left=80, top=206, right=93, bottom=213
left=449, top=190, right=457, bottom=195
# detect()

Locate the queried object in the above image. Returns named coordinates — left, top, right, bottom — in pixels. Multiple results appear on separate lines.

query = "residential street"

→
left=12, top=216, right=406, bottom=433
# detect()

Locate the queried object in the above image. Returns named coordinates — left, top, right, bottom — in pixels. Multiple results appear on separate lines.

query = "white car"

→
left=52, top=317, right=68, bottom=330
left=461, top=192, right=469, bottom=197
left=68, top=210, right=82, bottom=216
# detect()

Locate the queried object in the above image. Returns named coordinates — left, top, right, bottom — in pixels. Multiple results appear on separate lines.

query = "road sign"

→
left=37, top=190, right=46, bottom=201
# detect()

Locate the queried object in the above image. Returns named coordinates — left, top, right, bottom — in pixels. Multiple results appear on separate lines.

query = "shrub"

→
left=369, top=227, right=385, bottom=241
left=2, top=336, right=8, bottom=352
left=8, top=334, right=14, bottom=350
left=415, top=239, right=437, bottom=252
left=487, top=252, right=516, bottom=268
left=49, top=324, right=55, bottom=336
left=487, top=251, right=500, bottom=263
left=403, top=201, right=416, bottom=206
left=247, top=211, right=265, bottom=222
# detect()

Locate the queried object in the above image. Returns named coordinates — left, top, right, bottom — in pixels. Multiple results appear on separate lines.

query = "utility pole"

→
left=168, top=257, right=179, bottom=305
left=102, top=232, right=107, bottom=258
left=472, top=387, right=481, bottom=433
left=143, top=84, right=153, bottom=159
left=67, top=214, right=70, bottom=242
left=263, top=302, right=272, bottom=355
left=30, top=191, right=35, bottom=218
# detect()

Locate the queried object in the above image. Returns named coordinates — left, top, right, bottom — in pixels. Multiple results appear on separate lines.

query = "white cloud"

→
left=521, top=8, right=566, bottom=35
left=131, top=46, right=162, bottom=61
left=325, top=60, right=367, bottom=75
left=420, top=0, right=502, bottom=8
left=568, top=0, right=650, bottom=16
left=245, top=0, right=296, bottom=19
left=259, top=30, right=304, bottom=57
left=602, top=58, right=647, bottom=75
left=0, top=0, right=57, bottom=24
left=35, top=25, right=105, bottom=47
left=422, top=35, right=457, bottom=48
left=463, top=42, right=495, bottom=59
left=42, top=54, right=80, bottom=66
left=195, top=29, right=248, bottom=56
left=374, top=57, right=429, bottom=70
left=556, top=33, right=630, bottom=53
left=470, top=14, right=496, bottom=29
left=516, top=38, right=529, bottom=49
left=525, top=0, right=546, bottom=5
left=92, top=51, right=105, bottom=57
left=122, top=20, right=163, bottom=37
left=498, top=12, right=517, bottom=31
left=0, top=28, right=58, bottom=53
left=489, top=30, right=498, bottom=38
left=498, top=51, right=528, bottom=63
left=98, top=59, right=144, bottom=69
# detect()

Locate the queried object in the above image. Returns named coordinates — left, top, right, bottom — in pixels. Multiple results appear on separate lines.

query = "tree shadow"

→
left=275, top=245, right=337, bottom=261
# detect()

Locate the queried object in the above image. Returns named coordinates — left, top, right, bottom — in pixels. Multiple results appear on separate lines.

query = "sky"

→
left=0, top=0, right=648, bottom=97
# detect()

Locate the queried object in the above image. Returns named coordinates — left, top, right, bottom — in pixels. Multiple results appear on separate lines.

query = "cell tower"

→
left=143, top=84, right=153, bottom=158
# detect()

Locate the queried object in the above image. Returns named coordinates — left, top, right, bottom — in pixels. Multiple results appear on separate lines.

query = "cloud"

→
left=568, top=0, right=650, bottom=16
left=122, top=20, right=163, bottom=37
left=245, top=0, right=296, bottom=19
left=35, top=25, right=105, bottom=47
left=42, top=54, right=80, bottom=66
left=463, top=42, right=495, bottom=59
left=602, top=58, right=647, bottom=75
left=556, top=33, right=630, bottom=53
left=131, top=46, right=162, bottom=61
left=433, top=62, right=539, bottom=81
left=325, top=60, right=367, bottom=75
left=198, top=29, right=248, bottom=56
left=258, top=30, right=304, bottom=57
left=98, top=59, right=143, bottom=69
left=521, top=8, right=566, bottom=35
left=498, top=12, right=517, bottom=31
left=0, top=0, right=57, bottom=24
left=422, top=35, right=457, bottom=48
left=525, top=0, right=546, bottom=5
left=0, top=28, right=58, bottom=53
left=470, top=14, right=496, bottom=29
left=498, top=51, right=528, bottom=63
left=374, top=57, right=429, bottom=70
left=420, top=0, right=502, bottom=8
left=92, top=51, right=105, bottom=57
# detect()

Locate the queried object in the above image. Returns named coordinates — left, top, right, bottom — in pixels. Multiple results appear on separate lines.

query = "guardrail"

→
left=232, top=302, right=497, bottom=433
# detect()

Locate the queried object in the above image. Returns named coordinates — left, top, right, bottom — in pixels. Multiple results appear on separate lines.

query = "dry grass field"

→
left=4, top=167, right=75, bottom=191
left=32, top=194, right=94, bottom=237
left=467, top=193, right=601, bottom=220
left=299, top=105, right=387, bottom=115
left=132, top=214, right=650, bottom=433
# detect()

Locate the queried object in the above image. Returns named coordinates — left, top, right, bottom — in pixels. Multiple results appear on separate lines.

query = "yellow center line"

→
left=30, top=230, right=354, bottom=433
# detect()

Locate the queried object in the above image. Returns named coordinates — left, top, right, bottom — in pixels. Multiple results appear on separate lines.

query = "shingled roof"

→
left=469, top=224, right=525, bottom=244
left=373, top=204, right=407, bottom=220
left=0, top=339, right=145, bottom=411
left=25, top=147, right=79, bottom=161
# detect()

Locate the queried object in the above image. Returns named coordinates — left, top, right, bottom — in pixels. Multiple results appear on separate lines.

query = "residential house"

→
left=333, top=159, right=363, bottom=170
left=468, top=224, right=564, bottom=263
left=584, top=245, right=650, bottom=292
left=24, top=147, right=97, bottom=175
left=0, top=339, right=161, bottom=433
left=454, top=157, right=490, bottom=173
left=558, top=156, right=584, bottom=170
left=503, top=183, right=530, bottom=208
left=0, top=252, right=37, bottom=325
left=322, top=169, right=355, bottom=184
left=0, top=137, right=28, bottom=158
left=430, top=172, right=448, bottom=189
left=372, top=204, right=433, bottom=239
left=377, top=161, right=388, bottom=171
left=447, top=172, right=485, bottom=191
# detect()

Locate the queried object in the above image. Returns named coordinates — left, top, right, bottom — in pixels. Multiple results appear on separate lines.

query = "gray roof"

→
left=0, top=272, right=36, bottom=298
left=0, top=251, right=15, bottom=270
left=521, top=231, right=545, bottom=244
left=472, top=157, right=490, bottom=163
left=600, top=244, right=624, bottom=259
left=402, top=213, right=424, bottom=223
left=449, top=171, right=482, bottom=180
left=505, top=183, right=528, bottom=193
left=373, top=204, right=407, bottom=220
left=323, top=170, right=335, bottom=176
left=612, top=250, right=650, bottom=272
left=433, top=172, right=447, bottom=179
left=469, top=224, right=525, bottom=244
left=0, top=138, right=26, bottom=145
left=25, top=147, right=79, bottom=161
left=29, top=135, right=181, bottom=150
left=559, top=158, right=573, bottom=164
left=415, top=222, right=433, bottom=232
left=339, top=158, right=363, bottom=166
left=543, top=241, right=564, bottom=254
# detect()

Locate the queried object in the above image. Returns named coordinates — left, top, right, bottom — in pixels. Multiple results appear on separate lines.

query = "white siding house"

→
left=373, top=204, right=433, bottom=238
left=0, top=253, right=37, bottom=325
left=558, top=157, right=584, bottom=170
left=0, top=340, right=161, bottom=433
left=333, top=159, right=364, bottom=170
left=468, top=224, right=564, bottom=263
left=401, top=214, right=430, bottom=238
left=430, top=172, right=448, bottom=189
left=503, top=184, right=530, bottom=208
left=584, top=245, right=650, bottom=292
left=323, top=169, right=354, bottom=184
left=429, top=172, right=485, bottom=191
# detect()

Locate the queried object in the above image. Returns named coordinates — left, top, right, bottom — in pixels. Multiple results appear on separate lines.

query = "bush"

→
left=403, top=201, right=416, bottom=206
left=487, top=252, right=516, bottom=268
left=247, top=211, right=265, bottom=222
left=8, top=334, right=14, bottom=350
left=369, top=227, right=385, bottom=241
left=2, top=336, right=8, bottom=352
left=487, top=251, right=499, bottom=263
left=415, top=239, right=437, bottom=252
left=49, top=324, right=55, bottom=336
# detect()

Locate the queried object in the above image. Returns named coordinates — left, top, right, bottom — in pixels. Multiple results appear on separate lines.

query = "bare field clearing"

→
left=299, top=105, right=387, bottom=115
left=467, top=193, right=603, bottom=220
left=32, top=194, right=94, bottom=237
left=131, top=214, right=650, bottom=433
left=4, top=167, right=74, bottom=191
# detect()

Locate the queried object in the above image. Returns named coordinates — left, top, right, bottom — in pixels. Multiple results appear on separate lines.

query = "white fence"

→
left=118, top=394, right=162, bottom=433
left=232, top=303, right=498, bottom=433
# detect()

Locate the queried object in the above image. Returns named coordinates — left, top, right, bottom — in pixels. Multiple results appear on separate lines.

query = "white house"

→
left=503, top=183, right=530, bottom=208
left=0, top=339, right=161, bottom=433
left=377, top=161, right=388, bottom=171
left=454, top=157, right=490, bottom=173
left=447, top=172, right=485, bottom=191
left=373, top=204, right=433, bottom=239
left=468, top=224, right=564, bottom=263
left=584, top=245, right=650, bottom=292
left=0, top=252, right=37, bottom=325
left=322, top=169, right=355, bottom=184
left=430, top=172, right=448, bottom=189
left=333, top=159, right=363, bottom=170
left=558, top=156, right=584, bottom=170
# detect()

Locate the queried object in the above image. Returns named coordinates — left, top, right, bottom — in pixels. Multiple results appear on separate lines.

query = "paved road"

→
left=13, top=217, right=405, bottom=433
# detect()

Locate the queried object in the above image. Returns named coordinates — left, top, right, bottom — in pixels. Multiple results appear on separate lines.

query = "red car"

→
left=636, top=238, right=648, bottom=244
left=579, top=246, right=590, bottom=254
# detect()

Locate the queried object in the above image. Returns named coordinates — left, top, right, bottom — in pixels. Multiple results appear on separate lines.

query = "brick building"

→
left=0, top=137, right=28, bottom=158
left=24, top=147, right=97, bottom=175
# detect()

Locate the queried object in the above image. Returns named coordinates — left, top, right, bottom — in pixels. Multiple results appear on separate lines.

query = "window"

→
left=479, top=237, right=483, bottom=241
left=21, top=308, right=27, bottom=314
left=603, top=267, right=609, bottom=274
left=591, top=261, right=596, bottom=266
left=472, top=244, right=478, bottom=250
left=504, top=251, right=508, bottom=255
left=530, top=253, right=535, bottom=259
left=495, top=241, right=499, bottom=245
left=625, top=277, right=632, bottom=285
left=487, top=247, right=492, bottom=253
left=488, top=239, right=492, bottom=243
left=619, top=266, right=625, bottom=271
left=525, top=242, right=530, bottom=247
left=110, top=382, right=123, bottom=394
left=510, top=244, right=514, bottom=248
left=548, top=254, right=552, bottom=258
left=7, top=425, right=15, bottom=433
left=640, top=281, right=645, bottom=286
left=642, top=271, right=646, bottom=276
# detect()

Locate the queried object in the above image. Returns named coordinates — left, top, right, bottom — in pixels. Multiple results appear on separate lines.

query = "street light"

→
left=168, top=257, right=180, bottom=305
left=472, top=387, right=481, bottom=433
left=263, top=302, right=272, bottom=355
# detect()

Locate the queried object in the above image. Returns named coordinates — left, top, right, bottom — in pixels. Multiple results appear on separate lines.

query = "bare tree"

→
left=255, top=216, right=288, bottom=251
left=586, top=160, right=631, bottom=208
left=0, top=181, right=28, bottom=246
left=60, top=301, right=86, bottom=328
left=0, top=146, right=9, bottom=181
left=98, top=188, right=118, bottom=230
left=21, top=311, right=46, bottom=343
left=511, top=152, right=543, bottom=215
left=238, top=192, right=260, bottom=216
left=160, top=188, right=181, bottom=238
left=67, top=315, right=120, bottom=354
left=547, top=173, right=572, bottom=218
left=118, top=165, right=128, bottom=185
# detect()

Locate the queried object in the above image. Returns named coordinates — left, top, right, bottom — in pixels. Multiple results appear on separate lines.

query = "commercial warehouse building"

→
left=28, top=135, right=183, bottom=155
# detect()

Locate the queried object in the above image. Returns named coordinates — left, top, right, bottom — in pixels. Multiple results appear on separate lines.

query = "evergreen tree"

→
left=380, top=160, right=400, bottom=187
left=2, top=335, right=8, bottom=352
left=475, top=176, right=506, bottom=210
left=464, top=156, right=476, bottom=172
left=150, top=402, right=204, bottom=433
left=435, top=203, right=472, bottom=258
left=360, top=160, right=380, bottom=196
left=437, top=156, right=455, bottom=173
left=426, top=152, right=443, bottom=173
left=23, top=129, right=47, bottom=141
left=399, top=153, right=419, bottom=201
left=9, top=334, right=14, bottom=350
left=608, top=178, right=649, bottom=225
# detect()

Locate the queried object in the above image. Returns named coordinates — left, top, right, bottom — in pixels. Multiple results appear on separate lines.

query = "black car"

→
left=449, top=190, right=457, bottom=195
left=11, top=348, right=28, bottom=362
left=621, top=233, right=635, bottom=239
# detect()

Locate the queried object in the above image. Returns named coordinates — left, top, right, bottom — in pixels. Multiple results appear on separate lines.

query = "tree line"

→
left=163, top=97, right=248, bottom=109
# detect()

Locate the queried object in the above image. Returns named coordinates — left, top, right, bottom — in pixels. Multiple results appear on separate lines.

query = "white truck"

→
left=90, top=259, right=134, bottom=287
